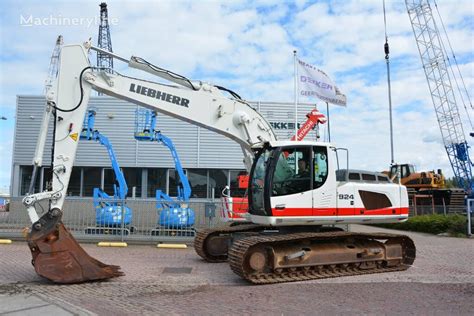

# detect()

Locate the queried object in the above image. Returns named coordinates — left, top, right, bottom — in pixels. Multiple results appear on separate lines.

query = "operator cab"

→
left=248, top=141, right=408, bottom=225
left=389, top=164, right=415, bottom=180
left=248, top=141, right=330, bottom=218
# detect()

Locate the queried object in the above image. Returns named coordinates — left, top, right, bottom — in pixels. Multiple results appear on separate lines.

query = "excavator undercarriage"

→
left=195, top=225, right=416, bottom=284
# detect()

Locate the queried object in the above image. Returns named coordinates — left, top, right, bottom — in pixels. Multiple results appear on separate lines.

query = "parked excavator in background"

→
left=134, top=109, right=195, bottom=235
left=80, top=110, right=133, bottom=234
left=384, top=163, right=465, bottom=214
left=222, top=109, right=327, bottom=222
left=22, top=40, right=415, bottom=284
left=385, top=164, right=445, bottom=189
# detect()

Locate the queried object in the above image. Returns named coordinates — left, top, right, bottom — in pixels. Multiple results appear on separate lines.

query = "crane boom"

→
left=405, top=0, right=473, bottom=191
left=290, top=109, right=327, bottom=142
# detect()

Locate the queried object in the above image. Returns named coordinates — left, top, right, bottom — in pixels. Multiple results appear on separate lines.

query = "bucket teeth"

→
left=28, top=208, right=124, bottom=284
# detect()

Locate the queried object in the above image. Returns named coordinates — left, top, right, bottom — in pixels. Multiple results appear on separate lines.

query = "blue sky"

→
left=0, top=0, right=473, bottom=193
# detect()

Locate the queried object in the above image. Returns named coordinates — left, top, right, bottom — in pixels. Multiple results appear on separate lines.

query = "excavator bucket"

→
left=27, top=208, right=123, bottom=284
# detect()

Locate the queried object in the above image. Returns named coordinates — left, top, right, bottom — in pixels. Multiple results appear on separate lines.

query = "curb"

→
left=97, top=242, right=128, bottom=247
left=157, top=243, right=187, bottom=249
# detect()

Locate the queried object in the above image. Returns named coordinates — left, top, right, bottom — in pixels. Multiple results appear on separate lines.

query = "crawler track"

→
left=228, top=231, right=416, bottom=284
left=194, top=223, right=263, bottom=262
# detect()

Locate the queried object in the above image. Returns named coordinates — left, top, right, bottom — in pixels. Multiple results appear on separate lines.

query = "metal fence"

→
left=410, top=204, right=455, bottom=216
left=1, top=197, right=469, bottom=243
left=0, top=197, right=228, bottom=243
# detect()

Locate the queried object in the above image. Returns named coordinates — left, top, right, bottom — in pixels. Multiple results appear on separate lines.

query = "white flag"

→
left=297, top=59, right=347, bottom=106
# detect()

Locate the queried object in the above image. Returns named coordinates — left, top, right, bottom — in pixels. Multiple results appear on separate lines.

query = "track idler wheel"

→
left=248, top=248, right=268, bottom=273
left=27, top=208, right=123, bottom=284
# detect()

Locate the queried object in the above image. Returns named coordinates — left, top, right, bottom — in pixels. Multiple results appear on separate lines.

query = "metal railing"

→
left=6, top=196, right=465, bottom=242
left=410, top=195, right=466, bottom=216
left=0, top=197, right=228, bottom=243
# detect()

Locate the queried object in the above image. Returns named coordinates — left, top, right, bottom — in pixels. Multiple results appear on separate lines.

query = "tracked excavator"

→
left=384, top=164, right=464, bottom=214
left=22, top=39, right=415, bottom=284
left=385, top=164, right=445, bottom=189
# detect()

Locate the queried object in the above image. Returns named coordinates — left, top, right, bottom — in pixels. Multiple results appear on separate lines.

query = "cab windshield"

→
left=249, top=148, right=272, bottom=214
left=271, top=147, right=312, bottom=196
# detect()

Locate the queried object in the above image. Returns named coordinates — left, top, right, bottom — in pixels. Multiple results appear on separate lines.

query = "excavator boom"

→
left=23, top=41, right=276, bottom=283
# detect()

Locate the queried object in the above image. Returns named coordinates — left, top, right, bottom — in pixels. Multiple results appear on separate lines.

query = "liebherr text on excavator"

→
left=23, top=40, right=415, bottom=284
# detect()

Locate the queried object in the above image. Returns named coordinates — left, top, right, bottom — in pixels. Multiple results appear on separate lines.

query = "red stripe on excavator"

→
left=271, top=207, right=409, bottom=217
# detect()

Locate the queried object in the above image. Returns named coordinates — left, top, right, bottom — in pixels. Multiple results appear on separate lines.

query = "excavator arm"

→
left=22, top=40, right=276, bottom=284
left=25, top=41, right=276, bottom=220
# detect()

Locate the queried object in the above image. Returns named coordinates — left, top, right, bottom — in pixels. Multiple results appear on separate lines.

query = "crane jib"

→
left=129, top=83, right=190, bottom=107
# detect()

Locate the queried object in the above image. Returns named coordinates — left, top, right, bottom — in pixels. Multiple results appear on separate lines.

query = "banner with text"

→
left=297, top=59, right=347, bottom=106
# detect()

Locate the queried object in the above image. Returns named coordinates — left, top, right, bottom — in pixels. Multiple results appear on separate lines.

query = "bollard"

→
left=468, top=199, right=472, bottom=237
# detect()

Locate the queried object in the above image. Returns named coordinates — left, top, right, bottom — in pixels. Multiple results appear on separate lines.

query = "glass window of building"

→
left=147, top=168, right=167, bottom=198
left=42, top=167, right=52, bottom=192
left=209, top=169, right=228, bottom=198
left=68, top=168, right=82, bottom=196
left=229, top=170, right=247, bottom=197
left=20, top=166, right=40, bottom=196
left=188, top=169, right=208, bottom=198
left=123, top=168, right=142, bottom=198
left=168, top=168, right=187, bottom=197
left=83, top=167, right=102, bottom=197
left=103, top=168, right=116, bottom=197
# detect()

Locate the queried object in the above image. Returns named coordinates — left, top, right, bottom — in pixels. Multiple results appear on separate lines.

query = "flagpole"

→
left=326, top=102, right=331, bottom=142
left=294, top=50, right=298, bottom=141
left=383, top=0, right=394, bottom=165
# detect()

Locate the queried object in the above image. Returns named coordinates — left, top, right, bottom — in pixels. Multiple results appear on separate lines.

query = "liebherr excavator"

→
left=23, top=40, right=415, bottom=284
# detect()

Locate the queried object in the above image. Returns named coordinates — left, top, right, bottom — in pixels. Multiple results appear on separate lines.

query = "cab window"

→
left=271, top=147, right=311, bottom=196
left=313, top=146, right=328, bottom=189
left=402, top=165, right=410, bottom=178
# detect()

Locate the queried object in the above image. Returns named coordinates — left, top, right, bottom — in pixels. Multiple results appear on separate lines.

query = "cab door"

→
left=312, top=146, right=338, bottom=217
left=269, top=146, right=313, bottom=217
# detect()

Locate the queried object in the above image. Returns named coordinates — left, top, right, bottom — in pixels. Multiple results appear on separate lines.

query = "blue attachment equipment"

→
left=450, top=141, right=474, bottom=195
left=81, top=110, right=132, bottom=226
left=135, top=109, right=195, bottom=227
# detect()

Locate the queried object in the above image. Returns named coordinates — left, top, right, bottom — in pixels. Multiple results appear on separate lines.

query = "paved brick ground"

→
left=1, top=225, right=473, bottom=315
